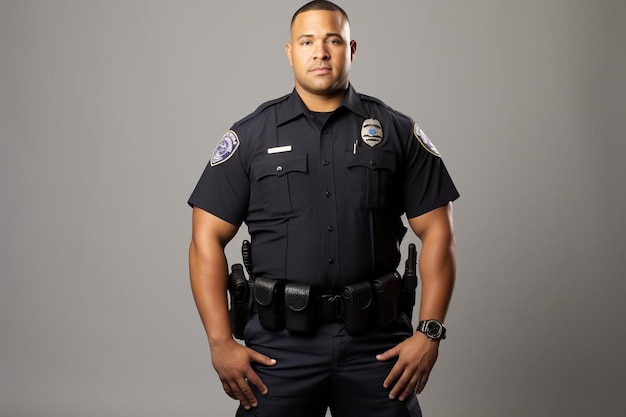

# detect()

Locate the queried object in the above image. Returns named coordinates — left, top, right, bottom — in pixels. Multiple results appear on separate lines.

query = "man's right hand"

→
left=210, top=339, right=277, bottom=410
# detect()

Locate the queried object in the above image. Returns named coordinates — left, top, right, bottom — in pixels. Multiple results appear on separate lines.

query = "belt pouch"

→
left=284, top=282, right=314, bottom=334
left=372, top=272, right=401, bottom=328
left=254, top=277, right=285, bottom=331
left=342, top=281, right=373, bottom=335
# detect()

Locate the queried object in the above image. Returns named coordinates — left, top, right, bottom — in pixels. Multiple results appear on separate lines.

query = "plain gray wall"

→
left=1, top=1, right=625, bottom=416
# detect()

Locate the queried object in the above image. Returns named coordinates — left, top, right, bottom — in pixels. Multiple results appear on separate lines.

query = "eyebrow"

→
left=297, top=32, right=344, bottom=41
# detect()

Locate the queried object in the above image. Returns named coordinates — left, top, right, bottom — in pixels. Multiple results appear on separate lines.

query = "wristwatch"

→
left=416, top=320, right=447, bottom=341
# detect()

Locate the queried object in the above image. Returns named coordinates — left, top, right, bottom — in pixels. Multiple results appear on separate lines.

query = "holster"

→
left=372, top=272, right=401, bottom=327
left=284, top=282, right=315, bottom=334
left=228, top=264, right=253, bottom=340
left=342, top=281, right=373, bottom=335
left=254, top=277, right=285, bottom=331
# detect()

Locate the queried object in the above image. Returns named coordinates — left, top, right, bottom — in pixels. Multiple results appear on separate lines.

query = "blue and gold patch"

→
left=210, top=130, right=240, bottom=167
left=414, top=124, right=440, bottom=157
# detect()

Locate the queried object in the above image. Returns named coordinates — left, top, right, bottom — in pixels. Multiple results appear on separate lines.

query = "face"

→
left=286, top=10, right=356, bottom=101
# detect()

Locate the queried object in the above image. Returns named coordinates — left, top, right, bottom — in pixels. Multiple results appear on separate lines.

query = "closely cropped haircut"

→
left=290, top=0, right=350, bottom=28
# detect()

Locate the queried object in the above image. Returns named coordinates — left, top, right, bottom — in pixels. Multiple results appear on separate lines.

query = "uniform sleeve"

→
left=187, top=129, right=250, bottom=226
left=402, top=123, right=459, bottom=219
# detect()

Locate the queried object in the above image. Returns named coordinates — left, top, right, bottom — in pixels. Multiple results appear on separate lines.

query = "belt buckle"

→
left=324, top=294, right=343, bottom=320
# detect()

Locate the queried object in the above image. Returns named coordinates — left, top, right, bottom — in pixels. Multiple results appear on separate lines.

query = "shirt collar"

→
left=276, top=84, right=370, bottom=126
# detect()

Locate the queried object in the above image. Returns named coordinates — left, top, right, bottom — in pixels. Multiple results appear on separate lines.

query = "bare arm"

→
left=189, top=207, right=275, bottom=410
left=376, top=202, right=456, bottom=399
left=409, top=202, right=456, bottom=324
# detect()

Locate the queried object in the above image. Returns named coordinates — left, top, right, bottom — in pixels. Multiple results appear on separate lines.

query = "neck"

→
left=295, top=85, right=347, bottom=112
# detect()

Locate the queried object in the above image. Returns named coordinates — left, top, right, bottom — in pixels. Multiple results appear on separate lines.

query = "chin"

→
left=312, top=82, right=344, bottom=95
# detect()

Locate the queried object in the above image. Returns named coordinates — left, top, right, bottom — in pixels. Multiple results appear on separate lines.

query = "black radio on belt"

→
left=228, top=263, right=253, bottom=340
left=400, top=243, right=418, bottom=321
left=227, top=240, right=255, bottom=340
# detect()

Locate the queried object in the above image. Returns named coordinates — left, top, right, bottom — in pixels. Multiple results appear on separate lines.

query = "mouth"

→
left=310, top=66, right=331, bottom=74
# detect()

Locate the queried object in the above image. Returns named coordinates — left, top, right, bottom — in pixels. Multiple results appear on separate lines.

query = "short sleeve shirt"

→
left=189, top=85, right=459, bottom=289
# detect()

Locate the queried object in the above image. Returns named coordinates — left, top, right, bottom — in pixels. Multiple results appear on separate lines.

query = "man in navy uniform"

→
left=188, top=1, right=459, bottom=416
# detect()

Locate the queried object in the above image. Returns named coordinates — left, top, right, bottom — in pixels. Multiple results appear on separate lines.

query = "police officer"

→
left=188, top=1, right=459, bottom=416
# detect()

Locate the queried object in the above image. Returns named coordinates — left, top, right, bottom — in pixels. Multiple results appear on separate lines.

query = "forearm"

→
left=417, top=233, right=456, bottom=323
left=408, top=203, right=457, bottom=323
left=188, top=208, right=239, bottom=347
left=189, top=238, right=233, bottom=346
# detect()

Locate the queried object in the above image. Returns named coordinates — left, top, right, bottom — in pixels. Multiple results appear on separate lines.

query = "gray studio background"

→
left=1, top=1, right=625, bottom=416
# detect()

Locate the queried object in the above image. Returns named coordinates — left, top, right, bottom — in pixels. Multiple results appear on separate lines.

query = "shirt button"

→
left=327, top=226, right=334, bottom=232
left=369, top=160, right=376, bottom=167
left=324, top=191, right=331, bottom=198
left=328, top=258, right=335, bottom=264
left=322, top=160, right=329, bottom=166
left=276, top=165, right=283, bottom=172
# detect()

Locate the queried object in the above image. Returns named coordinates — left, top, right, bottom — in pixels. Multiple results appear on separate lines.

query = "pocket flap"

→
left=345, top=149, right=396, bottom=171
left=253, top=152, right=308, bottom=180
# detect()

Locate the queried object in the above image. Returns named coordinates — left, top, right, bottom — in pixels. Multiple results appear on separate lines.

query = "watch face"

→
left=425, top=321, right=442, bottom=338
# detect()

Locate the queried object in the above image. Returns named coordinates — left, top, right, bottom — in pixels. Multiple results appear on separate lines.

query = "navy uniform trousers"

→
left=236, top=314, right=422, bottom=417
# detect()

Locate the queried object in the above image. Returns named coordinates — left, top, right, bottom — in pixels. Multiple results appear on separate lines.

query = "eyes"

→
left=300, top=38, right=343, bottom=47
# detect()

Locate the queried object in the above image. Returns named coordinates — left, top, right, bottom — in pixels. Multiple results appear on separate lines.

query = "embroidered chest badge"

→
left=414, top=124, right=440, bottom=157
left=210, top=130, right=240, bottom=167
left=361, top=118, right=383, bottom=147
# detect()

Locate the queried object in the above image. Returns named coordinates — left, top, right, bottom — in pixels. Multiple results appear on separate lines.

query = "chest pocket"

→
left=251, top=151, right=311, bottom=215
left=345, top=149, right=397, bottom=209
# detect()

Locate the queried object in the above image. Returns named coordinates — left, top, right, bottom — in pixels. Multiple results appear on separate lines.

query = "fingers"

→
left=416, top=373, right=430, bottom=394
left=388, top=371, right=429, bottom=401
left=380, top=334, right=439, bottom=400
left=245, top=370, right=268, bottom=396
left=397, top=379, right=419, bottom=401
left=383, top=356, right=431, bottom=400
left=222, top=377, right=258, bottom=410
left=220, top=349, right=277, bottom=410
left=250, top=350, right=277, bottom=368
left=247, top=350, right=276, bottom=396
left=388, top=374, right=415, bottom=401
left=382, top=361, right=402, bottom=390
left=375, top=346, right=399, bottom=362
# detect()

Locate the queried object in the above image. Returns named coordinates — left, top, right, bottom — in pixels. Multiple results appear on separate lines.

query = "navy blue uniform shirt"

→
left=189, top=85, right=459, bottom=289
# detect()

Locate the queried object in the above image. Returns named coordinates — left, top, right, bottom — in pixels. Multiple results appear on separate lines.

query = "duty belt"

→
left=227, top=242, right=418, bottom=340
left=253, top=273, right=404, bottom=336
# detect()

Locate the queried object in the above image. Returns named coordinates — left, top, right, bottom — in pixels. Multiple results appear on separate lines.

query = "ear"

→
left=350, top=40, right=357, bottom=62
left=285, top=42, right=294, bottom=67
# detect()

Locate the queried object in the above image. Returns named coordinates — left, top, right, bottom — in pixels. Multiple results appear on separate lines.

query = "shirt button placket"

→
left=320, top=126, right=338, bottom=287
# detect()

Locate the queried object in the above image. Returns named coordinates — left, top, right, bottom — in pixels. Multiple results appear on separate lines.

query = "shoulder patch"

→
left=210, top=130, right=240, bottom=167
left=414, top=124, right=440, bottom=157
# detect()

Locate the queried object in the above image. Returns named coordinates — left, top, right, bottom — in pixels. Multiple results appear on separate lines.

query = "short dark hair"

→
left=291, top=1, right=350, bottom=28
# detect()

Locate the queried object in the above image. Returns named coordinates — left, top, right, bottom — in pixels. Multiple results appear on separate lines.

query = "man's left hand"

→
left=376, top=331, right=439, bottom=400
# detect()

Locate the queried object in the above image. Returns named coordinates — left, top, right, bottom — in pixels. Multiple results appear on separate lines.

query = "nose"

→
left=314, top=41, right=330, bottom=60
